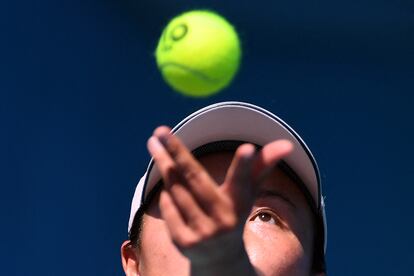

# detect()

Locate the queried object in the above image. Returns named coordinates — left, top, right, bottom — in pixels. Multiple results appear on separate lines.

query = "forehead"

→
left=197, top=151, right=305, bottom=198
left=196, top=151, right=234, bottom=184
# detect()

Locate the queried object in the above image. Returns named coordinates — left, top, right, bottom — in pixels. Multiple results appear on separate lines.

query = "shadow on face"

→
left=134, top=151, right=316, bottom=276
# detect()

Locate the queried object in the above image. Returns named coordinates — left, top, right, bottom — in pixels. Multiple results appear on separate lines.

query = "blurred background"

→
left=2, top=0, right=414, bottom=275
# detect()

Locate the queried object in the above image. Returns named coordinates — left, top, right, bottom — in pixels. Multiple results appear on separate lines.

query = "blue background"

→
left=2, top=0, right=414, bottom=275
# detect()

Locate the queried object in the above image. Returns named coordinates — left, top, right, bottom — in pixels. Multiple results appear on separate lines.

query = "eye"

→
left=170, top=23, right=188, bottom=41
left=252, top=211, right=278, bottom=225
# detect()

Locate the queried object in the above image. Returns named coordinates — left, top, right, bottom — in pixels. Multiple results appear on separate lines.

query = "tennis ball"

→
left=155, top=10, right=241, bottom=97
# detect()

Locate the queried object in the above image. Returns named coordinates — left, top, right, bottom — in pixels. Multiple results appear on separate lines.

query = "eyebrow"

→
left=256, top=189, right=297, bottom=209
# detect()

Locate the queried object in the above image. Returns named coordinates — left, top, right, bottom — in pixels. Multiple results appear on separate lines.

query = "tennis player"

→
left=121, top=102, right=327, bottom=275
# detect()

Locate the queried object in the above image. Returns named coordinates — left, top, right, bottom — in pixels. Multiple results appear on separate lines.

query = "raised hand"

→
left=147, top=126, right=293, bottom=275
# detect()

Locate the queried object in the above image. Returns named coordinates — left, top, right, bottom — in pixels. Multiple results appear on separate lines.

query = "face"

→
left=127, top=152, right=316, bottom=276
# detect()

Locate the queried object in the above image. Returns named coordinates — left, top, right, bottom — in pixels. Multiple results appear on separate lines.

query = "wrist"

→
left=180, top=228, right=256, bottom=275
left=190, top=244, right=256, bottom=276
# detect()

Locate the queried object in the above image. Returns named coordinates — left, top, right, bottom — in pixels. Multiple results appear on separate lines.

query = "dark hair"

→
left=128, top=180, right=162, bottom=249
left=128, top=141, right=326, bottom=273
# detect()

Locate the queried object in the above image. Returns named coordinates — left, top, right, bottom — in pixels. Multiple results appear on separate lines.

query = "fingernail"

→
left=242, top=144, right=256, bottom=161
left=158, top=134, right=169, bottom=147
left=147, top=136, right=164, bottom=154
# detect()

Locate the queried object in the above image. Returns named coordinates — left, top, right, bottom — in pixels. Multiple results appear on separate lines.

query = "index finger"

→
left=153, top=126, right=220, bottom=209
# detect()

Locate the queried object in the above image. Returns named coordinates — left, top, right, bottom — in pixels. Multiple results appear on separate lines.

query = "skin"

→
left=122, top=126, right=323, bottom=276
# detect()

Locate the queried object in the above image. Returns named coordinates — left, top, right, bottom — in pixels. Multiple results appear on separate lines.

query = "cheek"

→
left=139, top=216, right=190, bottom=275
left=243, top=223, right=310, bottom=275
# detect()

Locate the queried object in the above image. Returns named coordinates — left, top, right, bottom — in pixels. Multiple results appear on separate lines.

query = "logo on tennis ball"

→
left=155, top=10, right=241, bottom=97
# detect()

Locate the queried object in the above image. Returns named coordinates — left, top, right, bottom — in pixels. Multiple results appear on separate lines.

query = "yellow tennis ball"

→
left=155, top=10, right=241, bottom=97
